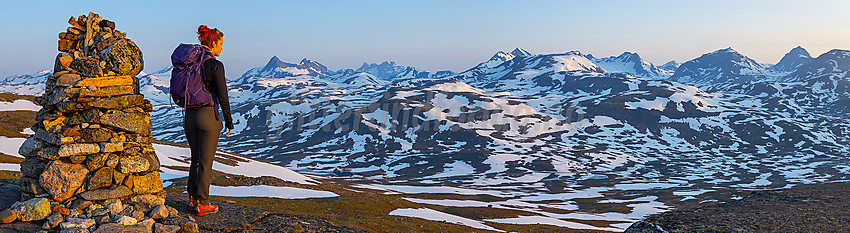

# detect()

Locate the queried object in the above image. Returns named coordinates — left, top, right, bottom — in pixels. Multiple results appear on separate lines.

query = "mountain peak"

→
left=670, top=48, right=766, bottom=85
left=489, top=51, right=514, bottom=61
left=771, top=46, right=814, bottom=72
left=511, top=48, right=532, bottom=57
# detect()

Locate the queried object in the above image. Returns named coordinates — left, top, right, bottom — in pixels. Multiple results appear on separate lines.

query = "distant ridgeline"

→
left=1, top=12, right=199, bottom=232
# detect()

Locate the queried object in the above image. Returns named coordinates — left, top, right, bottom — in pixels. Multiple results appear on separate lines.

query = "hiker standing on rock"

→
left=170, top=25, right=234, bottom=216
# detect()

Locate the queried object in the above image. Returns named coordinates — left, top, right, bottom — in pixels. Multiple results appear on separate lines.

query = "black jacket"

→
left=202, top=53, right=234, bottom=129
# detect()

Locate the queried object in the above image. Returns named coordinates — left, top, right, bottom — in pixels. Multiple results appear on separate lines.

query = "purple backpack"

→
left=170, top=44, right=216, bottom=109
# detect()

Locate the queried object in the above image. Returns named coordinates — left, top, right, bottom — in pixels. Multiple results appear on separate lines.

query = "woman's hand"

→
left=225, top=128, right=232, bottom=136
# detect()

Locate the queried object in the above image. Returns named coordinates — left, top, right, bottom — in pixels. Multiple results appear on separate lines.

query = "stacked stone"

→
left=0, top=12, right=199, bottom=233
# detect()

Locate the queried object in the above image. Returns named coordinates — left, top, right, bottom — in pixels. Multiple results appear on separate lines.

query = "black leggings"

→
left=184, top=106, right=222, bottom=203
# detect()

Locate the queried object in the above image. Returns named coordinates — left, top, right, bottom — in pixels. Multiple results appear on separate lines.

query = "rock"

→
left=102, top=199, right=122, bottom=215
left=60, top=227, right=89, bottom=233
left=100, top=142, right=124, bottom=153
left=67, top=85, right=136, bottom=98
left=57, top=143, right=100, bottom=157
left=624, top=220, right=667, bottom=233
left=79, top=128, right=113, bottom=144
left=117, top=155, right=149, bottom=174
left=79, top=185, right=132, bottom=201
left=138, top=218, right=155, bottom=232
left=20, top=157, right=47, bottom=177
left=105, top=153, right=119, bottom=168
left=64, top=109, right=101, bottom=126
left=57, top=74, right=82, bottom=87
left=132, top=172, right=162, bottom=195
left=71, top=155, right=88, bottom=164
left=44, top=212, right=64, bottom=229
left=60, top=217, right=95, bottom=230
left=141, top=152, right=160, bottom=173
left=131, top=210, right=144, bottom=221
left=92, top=223, right=147, bottom=233
left=18, top=137, right=46, bottom=158
left=130, top=195, right=164, bottom=210
left=113, top=215, right=137, bottom=225
left=98, top=19, right=115, bottom=29
left=162, top=216, right=199, bottom=233
left=69, top=199, right=92, bottom=211
left=35, top=128, right=73, bottom=146
left=165, top=205, right=178, bottom=216
left=10, top=198, right=52, bottom=221
left=59, top=39, right=74, bottom=52
left=148, top=205, right=168, bottom=220
left=92, top=214, right=110, bottom=225
left=68, top=16, right=81, bottom=29
left=87, top=95, right=145, bottom=110
left=85, top=153, right=108, bottom=171
left=100, top=110, right=151, bottom=134
left=113, top=170, right=126, bottom=187
left=19, top=177, right=46, bottom=194
left=52, top=205, right=71, bottom=215
left=55, top=53, right=74, bottom=72
left=153, top=223, right=180, bottom=233
left=74, top=75, right=134, bottom=88
left=69, top=57, right=102, bottom=77
left=0, top=209, right=17, bottom=223
left=99, top=39, right=143, bottom=76
left=39, top=161, right=89, bottom=202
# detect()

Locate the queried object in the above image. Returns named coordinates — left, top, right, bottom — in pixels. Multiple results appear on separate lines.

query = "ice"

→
left=209, top=185, right=338, bottom=199
left=389, top=208, right=503, bottom=232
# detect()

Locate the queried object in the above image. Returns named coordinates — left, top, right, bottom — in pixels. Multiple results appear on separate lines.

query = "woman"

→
left=185, top=25, right=234, bottom=216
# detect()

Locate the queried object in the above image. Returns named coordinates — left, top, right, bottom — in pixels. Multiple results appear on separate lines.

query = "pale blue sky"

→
left=1, top=0, right=848, bottom=78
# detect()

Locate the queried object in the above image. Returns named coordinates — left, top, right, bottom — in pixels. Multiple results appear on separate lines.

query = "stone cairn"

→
left=0, top=12, right=199, bottom=233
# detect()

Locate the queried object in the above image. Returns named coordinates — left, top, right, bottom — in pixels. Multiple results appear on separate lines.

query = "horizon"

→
left=1, top=0, right=848, bottom=78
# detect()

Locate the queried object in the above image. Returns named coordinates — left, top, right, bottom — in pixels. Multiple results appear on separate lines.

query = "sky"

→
left=1, top=0, right=848, bottom=78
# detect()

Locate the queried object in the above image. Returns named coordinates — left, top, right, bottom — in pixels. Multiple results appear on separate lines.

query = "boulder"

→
left=87, top=94, right=145, bottom=109
left=18, top=137, right=46, bottom=158
left=79, top=128, right=113, bottom=143
left=130, top=195, right=165, bottom=209
left=100, top=142, right=124, bottom=153
left=103, top=199, right=123, bottom=215
left=100, top=110, right=151, bottom=134
left=58, top=143, right=101, bottom=157
left=117, top=155, right=149, bottom=174
left=69, top=57, right=102, bottom=77
left=74, top=75, right=134, bottom=88
left=88, top=167, right=114, bottom=190
left=20, top=157, right=47, bottom=177
left=55, top=53, right=74, bottom=72
left=113, top=215, right=137, bottom=225
left=138, top=218, right=155, bottom=232
left=19, top=177, right=45, bottom=195
left=39, top=160, right=89, bottom=202
left=85, top=153, right=108, bottom=171
left=132, top=172, right=162, bottom=195
left=78, top=185, right=132, bottom=201
left=57, top=73, right=82, bottom=87
left=10, top=197, right=52, bottom=221
left=99, top=39, right=143, bottom=76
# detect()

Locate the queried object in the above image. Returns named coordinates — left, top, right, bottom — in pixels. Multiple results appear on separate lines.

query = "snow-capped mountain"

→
left=354, top=61, right=455, bottom=80
left=0, top=70, right=51, bottom=96
left=239, top=56, right=331, bottom=80
left=591, top=52, right=672, bottom=79
left=659, top=60, right=680, bottom=72
left=770, top=46, right=814, bottom=72
left=123, top=50, right=849, bottom=196
left=669, top=48, right=767, bottom=86
left=489, top=48, right=533, bottom=62
left=781, top=49, right=850, bottom=82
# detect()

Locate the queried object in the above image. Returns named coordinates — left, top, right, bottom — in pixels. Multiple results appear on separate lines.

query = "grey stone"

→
left=69, top=57, right=102, bottom=78
left=59, top=227, right=89, bottom=233
left=112, top=215, right=137, bottom=225
left=148, top=205, right=169, bottom=220
left=88, top=167, right=114, bottom=190
left=60, top=217, right=95, bottom=230
left=43, top=212, right=64, bottom=229
left=153, top=223, right=180, bottom=233
left=79, top=185, right=132, bottom=201
left=117, top=155, right=149, bottom=174
left=18, top=137, right=46, bottom=158
left=21, top=157, right=47, bottom=178
left=92, top=223, right=147, bottom=233
left=103, top=199, right=123, bottom=215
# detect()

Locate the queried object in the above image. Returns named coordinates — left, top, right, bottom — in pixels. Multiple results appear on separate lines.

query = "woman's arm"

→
left=209, top=60, right=234, bottom=129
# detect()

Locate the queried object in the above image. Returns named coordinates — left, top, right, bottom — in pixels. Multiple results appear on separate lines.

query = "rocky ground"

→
left=625, top=182, right=850, bottom=233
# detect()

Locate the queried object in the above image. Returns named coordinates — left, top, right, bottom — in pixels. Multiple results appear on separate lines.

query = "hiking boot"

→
left=195, top=202, right=219, bottom=216
left=188, top=197, right=197, bottom=211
